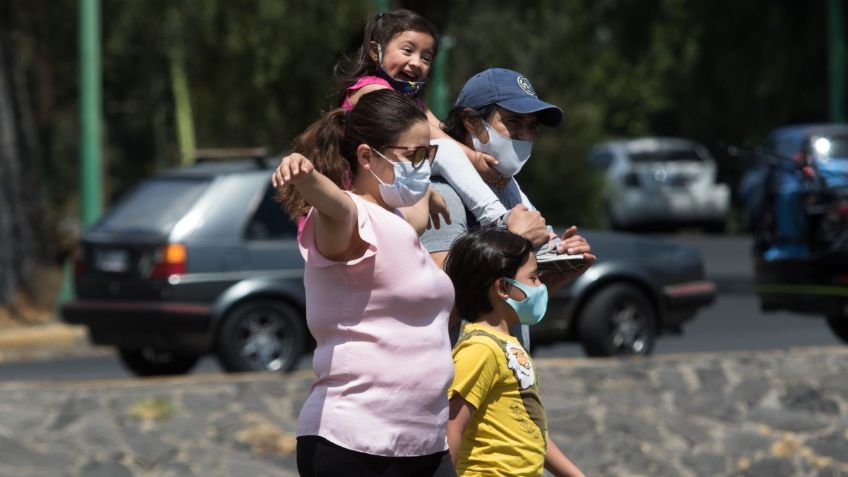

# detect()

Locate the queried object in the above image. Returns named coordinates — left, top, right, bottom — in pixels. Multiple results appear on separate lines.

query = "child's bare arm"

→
left=544, top=438, right=587, bottom=477
left=447, top=395, right=476, bottom=466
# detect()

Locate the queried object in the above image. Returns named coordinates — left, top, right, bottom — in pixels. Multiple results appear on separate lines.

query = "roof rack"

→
left=192, top=147, right=274, bottom=168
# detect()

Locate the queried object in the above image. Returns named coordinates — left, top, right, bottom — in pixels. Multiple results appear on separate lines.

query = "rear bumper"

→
left=611, top=188, right=729, bottom=226
left=755, top=254, right=848, bottom=316
left=662, top=280, right=717, bottom=329
left=61, top=300, right=213, bottom=351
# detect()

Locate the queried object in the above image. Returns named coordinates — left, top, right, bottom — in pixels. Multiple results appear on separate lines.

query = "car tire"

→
left=216, top=299, right=306, bottom=373
left=577, top=283, right=657, bottom=357
left=825, top=313, right=848, bottom=344
left=118, top=347, right=200, bottom=377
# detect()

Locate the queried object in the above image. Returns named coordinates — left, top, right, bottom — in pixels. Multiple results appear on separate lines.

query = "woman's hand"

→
left=271, top=153, right=314, bottom=188
left=428, top=188, right=452, bottom=230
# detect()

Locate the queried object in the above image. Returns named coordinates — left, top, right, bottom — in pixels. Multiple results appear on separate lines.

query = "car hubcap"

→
left=609, top=303, right=648, bottom=354
left=238, top=309, right=293, bottom=371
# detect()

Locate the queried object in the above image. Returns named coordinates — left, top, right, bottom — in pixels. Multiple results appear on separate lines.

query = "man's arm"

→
left=506, top=204, right=549, bottom=247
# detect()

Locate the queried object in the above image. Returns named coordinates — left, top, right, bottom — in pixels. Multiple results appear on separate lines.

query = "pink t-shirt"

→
left=297, top=192, right=455, bottom=457
left=342, top=75, right=427, bottom=111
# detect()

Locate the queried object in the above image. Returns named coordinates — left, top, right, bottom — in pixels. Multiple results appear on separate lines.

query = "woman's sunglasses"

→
left=381, top=145, right=439, bottom=169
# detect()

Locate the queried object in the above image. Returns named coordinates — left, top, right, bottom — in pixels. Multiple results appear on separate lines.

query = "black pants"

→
left=297, top=436, right=456, bottom=477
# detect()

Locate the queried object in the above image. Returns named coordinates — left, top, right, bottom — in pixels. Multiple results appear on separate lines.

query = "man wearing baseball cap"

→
left=430, top=69, right=590, bottom=477
left=420, top=67, right=595, bottom=344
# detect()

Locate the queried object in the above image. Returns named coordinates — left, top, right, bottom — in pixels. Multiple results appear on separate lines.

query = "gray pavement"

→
left=1, top=347, right=847, bottom=476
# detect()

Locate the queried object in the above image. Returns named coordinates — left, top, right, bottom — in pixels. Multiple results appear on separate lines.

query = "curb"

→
left=0, top=322, right=95, bottom=362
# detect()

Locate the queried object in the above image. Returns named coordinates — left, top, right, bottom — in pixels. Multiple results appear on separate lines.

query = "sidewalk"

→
left=0, top=346, right=846, bottom=476
left=0, top=322, right=98, bottom=362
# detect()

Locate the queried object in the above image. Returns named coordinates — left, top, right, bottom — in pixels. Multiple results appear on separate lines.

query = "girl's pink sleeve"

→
left=342, top=76, right=392, bottom=110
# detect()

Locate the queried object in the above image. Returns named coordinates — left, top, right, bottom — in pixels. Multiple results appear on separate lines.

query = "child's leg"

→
left=431, top=138, right=508, bottom=226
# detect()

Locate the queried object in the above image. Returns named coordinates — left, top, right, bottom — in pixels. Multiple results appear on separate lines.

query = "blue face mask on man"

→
left=375, top=44, right=428, bottom=98
left=503, top=278, right=548, bottom=326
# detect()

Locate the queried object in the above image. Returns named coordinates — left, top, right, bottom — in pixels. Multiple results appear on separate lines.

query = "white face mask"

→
left=370, top=149, right=431, bottom=208
left=471, top=121, right=533, bottom=177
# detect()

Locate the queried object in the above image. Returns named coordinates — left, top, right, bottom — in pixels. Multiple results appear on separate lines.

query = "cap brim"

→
left=497, top=97, right=564, bottom=127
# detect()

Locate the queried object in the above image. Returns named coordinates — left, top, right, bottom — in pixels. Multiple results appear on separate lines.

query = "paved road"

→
left=0, top=234, right=843, bottom=381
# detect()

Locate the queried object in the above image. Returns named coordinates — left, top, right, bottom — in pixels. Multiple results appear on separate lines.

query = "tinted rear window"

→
left=628, top=148, right=703, bottom=163
left=96, top=178, right=210, bottom=233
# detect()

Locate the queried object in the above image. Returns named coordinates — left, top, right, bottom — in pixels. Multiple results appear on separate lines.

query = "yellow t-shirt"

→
left=450, top=323, right=547, bottom=477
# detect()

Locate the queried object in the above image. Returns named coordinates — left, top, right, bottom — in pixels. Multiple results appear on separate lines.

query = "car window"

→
left=628, top=148, right=703, bottom=163
left=245, top=185, right=297, bottom=240
left=96, top=178, right=210, bottom=234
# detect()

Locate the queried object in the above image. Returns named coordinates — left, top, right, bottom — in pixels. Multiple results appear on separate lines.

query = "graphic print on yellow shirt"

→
left=450, top=323, right=547, bottom=477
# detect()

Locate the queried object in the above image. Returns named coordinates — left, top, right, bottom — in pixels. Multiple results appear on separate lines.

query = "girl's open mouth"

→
left=397, top=71, right=419, bottom=81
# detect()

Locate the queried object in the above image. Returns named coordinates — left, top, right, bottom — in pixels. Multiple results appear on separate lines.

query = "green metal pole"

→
left=430, top=35, right=455, bottom=120
left=167, top=9, right=196, bottom=165
left=62, top=0, right=102, bottom=307
left=79, top=0, right=102, bottom=226
left=170, top=47, right=196, bottom=165
left=828, top=0, right=847, bottom=122
left=374, top=0, right=389, bottom=12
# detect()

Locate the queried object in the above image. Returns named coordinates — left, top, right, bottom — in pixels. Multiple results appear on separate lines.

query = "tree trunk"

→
left=0, top=0, right=46, bottom=309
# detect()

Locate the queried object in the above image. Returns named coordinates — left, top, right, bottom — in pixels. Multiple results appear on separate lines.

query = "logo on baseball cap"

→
left=454, top=68, right=563, bottom=127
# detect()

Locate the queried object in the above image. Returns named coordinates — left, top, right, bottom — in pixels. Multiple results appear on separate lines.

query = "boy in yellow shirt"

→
left=444, top=229, right=587, bottom=477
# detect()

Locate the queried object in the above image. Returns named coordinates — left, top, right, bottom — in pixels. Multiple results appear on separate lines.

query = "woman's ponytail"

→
left=277, top=108, right=350, bottom=220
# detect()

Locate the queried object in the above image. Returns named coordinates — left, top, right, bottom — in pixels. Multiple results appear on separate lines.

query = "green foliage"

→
left=9, top=0, right=841, bottom=232
left=431, top=0, right=836, bottom=225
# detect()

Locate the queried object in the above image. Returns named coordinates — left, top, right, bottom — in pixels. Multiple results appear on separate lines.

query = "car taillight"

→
left=150, top=243, right=187, bottom=278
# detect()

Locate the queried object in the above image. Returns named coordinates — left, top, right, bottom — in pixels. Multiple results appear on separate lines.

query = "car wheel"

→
left=577, top=284, right=657, bottom=357
left=117, top=347, right=200, bottom=377
left=825, top=313, right=848, bottom=344
left=216, top=299, right=306, bottom=373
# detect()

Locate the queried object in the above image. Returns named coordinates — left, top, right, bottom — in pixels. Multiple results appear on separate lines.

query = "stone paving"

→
left=0, top=347, right=846, bottom=476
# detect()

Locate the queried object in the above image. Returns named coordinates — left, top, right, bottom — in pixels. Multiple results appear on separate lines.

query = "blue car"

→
left=737, top=124, right=848, bottom=343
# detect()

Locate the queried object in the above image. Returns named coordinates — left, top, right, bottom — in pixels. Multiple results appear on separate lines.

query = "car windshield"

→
left=628, top=148, right=703, bottom=163
left=95, top=178, right=210, bottom=234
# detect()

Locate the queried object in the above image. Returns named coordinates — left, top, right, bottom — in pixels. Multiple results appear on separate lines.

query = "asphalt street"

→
left=0, top=234, right=843, bottom=381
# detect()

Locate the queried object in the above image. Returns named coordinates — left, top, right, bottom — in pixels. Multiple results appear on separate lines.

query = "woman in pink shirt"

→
left=274, top=89, right=456, bottom=477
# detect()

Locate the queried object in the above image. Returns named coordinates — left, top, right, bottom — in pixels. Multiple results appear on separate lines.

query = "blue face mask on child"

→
left=503, top=278, right=548, bottom=326
left=376, top=44, right=428, bottom=98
